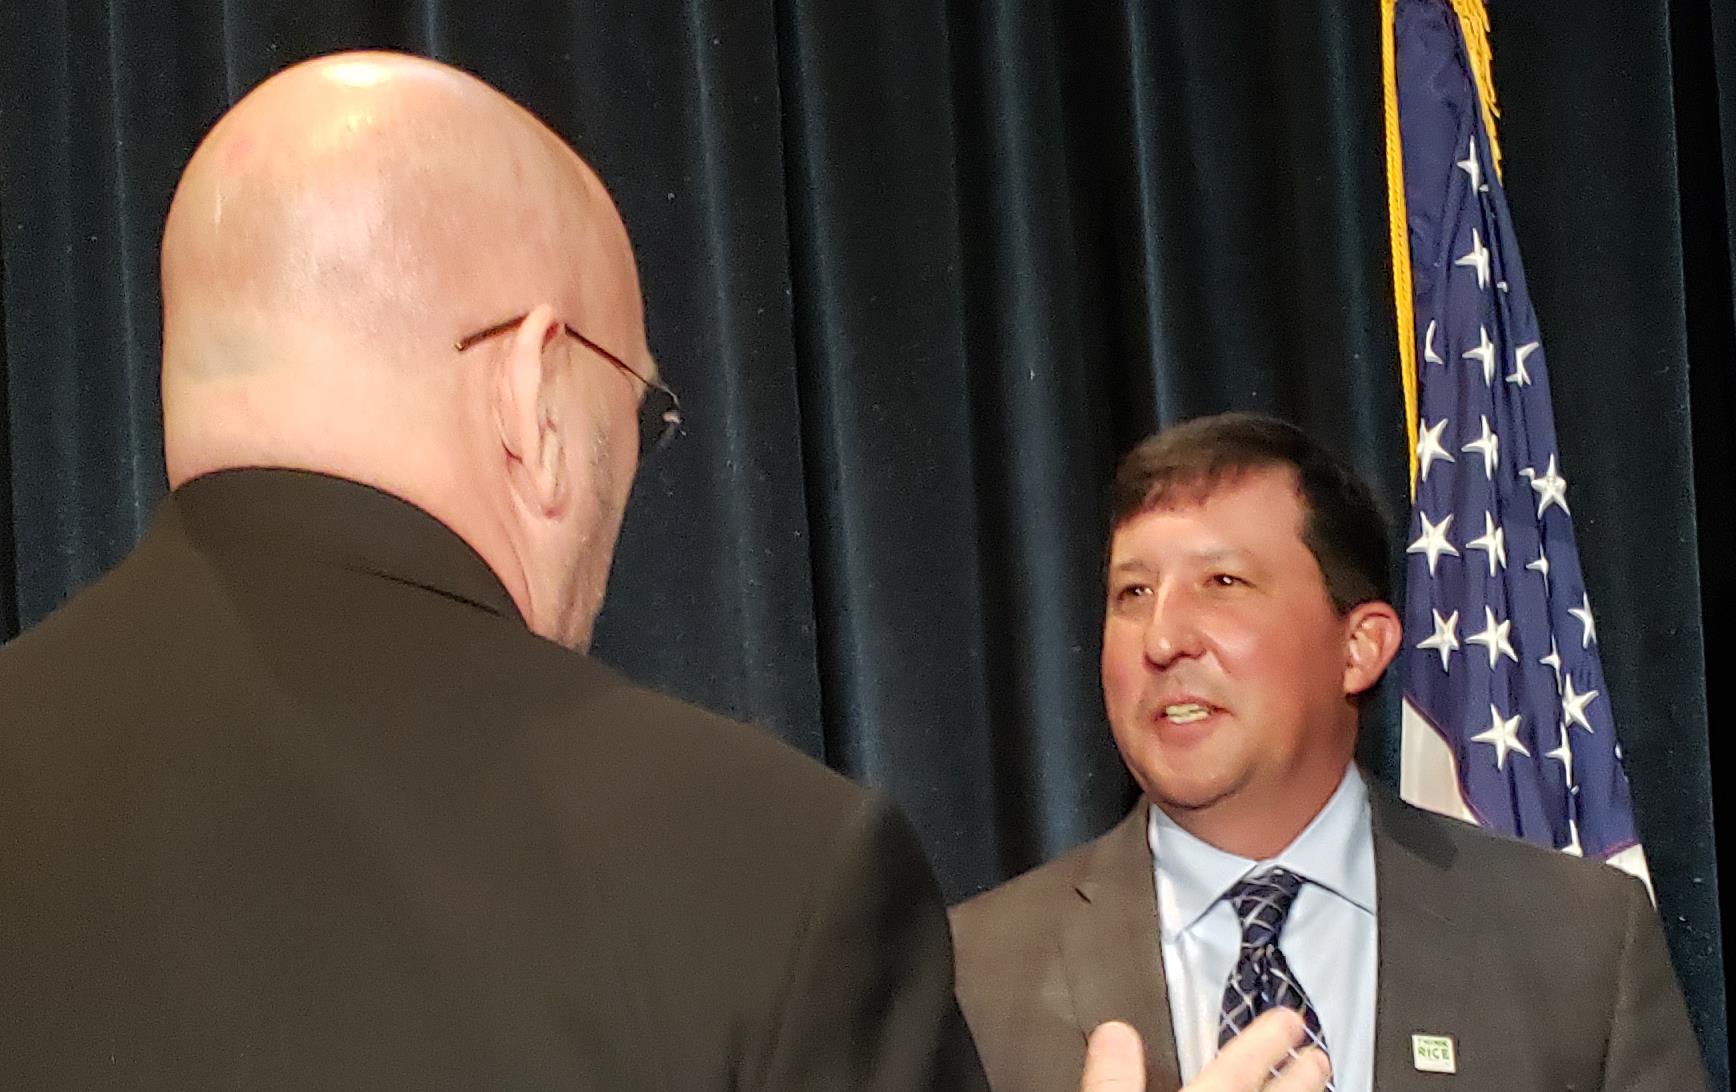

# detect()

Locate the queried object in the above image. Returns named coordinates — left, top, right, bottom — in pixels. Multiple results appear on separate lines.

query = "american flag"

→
left=1387, top=0, right=1647, bottom=881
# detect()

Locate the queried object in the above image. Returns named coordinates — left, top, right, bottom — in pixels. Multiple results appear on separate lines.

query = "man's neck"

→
left=1156, top=761, right=1355, bottom=860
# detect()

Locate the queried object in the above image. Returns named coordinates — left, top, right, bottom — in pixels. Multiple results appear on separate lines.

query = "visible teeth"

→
left=1164, top=703, right=1211, bottom=724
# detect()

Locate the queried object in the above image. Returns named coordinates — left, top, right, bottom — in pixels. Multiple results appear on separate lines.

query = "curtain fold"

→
left=0, top=246, right=13, bottom=638
left=1, top=0, right=1726, bottom=1082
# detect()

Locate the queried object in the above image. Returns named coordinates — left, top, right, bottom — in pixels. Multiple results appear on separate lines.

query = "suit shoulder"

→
left=1388, top=795, right=1643, bottom=902
left=519, top=640, right=862, bottom=813
left=491, top=641, right=897, bottom=910
left=951, top=823, right=1110, bottom=944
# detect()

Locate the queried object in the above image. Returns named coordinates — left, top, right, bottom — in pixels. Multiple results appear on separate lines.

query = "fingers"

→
left=1184, top=1009, right=1330, bottom=1091
left=1264, top=1047, right=1331, bottom=1092
left=1081, top=1020, right=1146, bottom=1092
left=1200, top=1008, right=1304, bottom=1087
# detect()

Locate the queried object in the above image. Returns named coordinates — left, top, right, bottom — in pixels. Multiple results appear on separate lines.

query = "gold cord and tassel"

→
left=1384, top=0, right=1500, bottom=494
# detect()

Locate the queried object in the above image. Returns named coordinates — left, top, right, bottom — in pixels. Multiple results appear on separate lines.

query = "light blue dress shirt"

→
left=1149, top=766, right=1376, bottom=1092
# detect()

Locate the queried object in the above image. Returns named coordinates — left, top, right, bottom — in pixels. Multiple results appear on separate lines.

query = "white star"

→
left=1562, top=816, right=1584, bottom=857
left=1407, top=511, right=1459, bottom=576
left=1561, top=675, right=1600, bottom=733
left=1466, top=512, right=1507, bottom=575
left=1456, top=138, right=1482, bottom=192
left=1456, top=229, right=1491, bottom=289
left=1526, top=547, right=1551, bottom=583
left=1462, top=325, right=1496, bottom=385
left=1417, top=609, right=1461, bottom=672
left=1466, top=605, right=1518, bottom=669
left=1508, top=341, right=1538, bottom=386
left=1546, top=724, right=1575, bottom=788
left=1471, top=703, right=1530, bottom=770
left=1569, top=592, right=1598, bottom=647
left=1527, top=455, right=1570, bottom=517
left=1540, top=637, right=1564, bottom=689
left=1423, top=319, right=1444, bottom=365
left=1416, top=417, right=1455, bottom=482
left=1461, top=415, right=1499, bottom=478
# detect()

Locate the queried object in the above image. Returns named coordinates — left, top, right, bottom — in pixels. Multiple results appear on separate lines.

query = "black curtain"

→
left=1, top=0, right=1727, bottom=1084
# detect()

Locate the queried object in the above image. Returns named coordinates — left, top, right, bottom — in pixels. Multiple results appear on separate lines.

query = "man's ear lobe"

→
left=1343, top=600, right=1403, bottom=697
left=491, top=305, right=564, bottom=512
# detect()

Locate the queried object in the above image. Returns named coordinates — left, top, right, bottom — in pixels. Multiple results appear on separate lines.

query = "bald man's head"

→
left=160, top=52, right=656, bottom=650
left=162, top=53, right=641, bottom=380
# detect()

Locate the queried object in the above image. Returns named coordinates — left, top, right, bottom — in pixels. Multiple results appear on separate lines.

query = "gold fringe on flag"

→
left=1381, top=0, right=1420, bottom=490
left=1385, top=0, right=1501, bottom=494
left=1447, top=0, right=1503, bottom=179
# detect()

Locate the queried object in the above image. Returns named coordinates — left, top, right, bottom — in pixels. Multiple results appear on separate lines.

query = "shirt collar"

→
left=1149, top=765, right=1375, bottom=940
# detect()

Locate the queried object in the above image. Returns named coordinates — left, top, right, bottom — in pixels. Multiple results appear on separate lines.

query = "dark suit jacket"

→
left=0, top=469, right=986, bottom=1091
left=951, top=783, right=1709, bottom=1092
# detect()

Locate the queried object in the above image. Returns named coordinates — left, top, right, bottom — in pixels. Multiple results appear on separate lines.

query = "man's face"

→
left=1100, top=465, right=1360, bottom=840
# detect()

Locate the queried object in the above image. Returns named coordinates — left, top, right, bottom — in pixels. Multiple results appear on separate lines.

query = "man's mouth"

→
left=1158, top=701, right=1216, bottom=725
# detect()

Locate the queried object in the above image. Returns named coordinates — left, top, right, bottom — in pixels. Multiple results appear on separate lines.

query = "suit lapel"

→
left=1053, top=786, right=1486, bottom=1090
left=1369, top=784, right=1478, bottom=1091
left=1059, top=805, right=1183, bottom=1092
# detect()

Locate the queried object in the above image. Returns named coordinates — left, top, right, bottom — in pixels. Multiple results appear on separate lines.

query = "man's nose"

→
left=1142, top=588, right=1203, bottom=669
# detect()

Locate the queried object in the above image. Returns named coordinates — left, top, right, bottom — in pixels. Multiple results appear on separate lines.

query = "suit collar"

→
left=1368, top=780, right=1476, bottom=1091
left=1063, top=804, right=1183, bottom=1092
left=1368, top=779, right=1457, bottom=929
left=164, top=468, right=521, bottom=622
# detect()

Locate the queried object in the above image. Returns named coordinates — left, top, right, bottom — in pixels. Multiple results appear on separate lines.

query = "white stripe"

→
left=1605, top=844, right=1655, bottom=903
left=1400, top=699, right=1478, bottom=824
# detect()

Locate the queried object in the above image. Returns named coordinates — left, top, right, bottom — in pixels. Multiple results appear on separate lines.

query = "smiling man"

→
left=951, top=412, right=1708, bottom=1092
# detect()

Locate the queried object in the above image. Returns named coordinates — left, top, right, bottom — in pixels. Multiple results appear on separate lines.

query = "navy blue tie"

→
left=1217, top=868, right=1334, bottom=1089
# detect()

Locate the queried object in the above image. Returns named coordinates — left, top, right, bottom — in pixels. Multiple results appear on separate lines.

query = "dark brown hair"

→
left=1109, top=412, right=1392, bottom=613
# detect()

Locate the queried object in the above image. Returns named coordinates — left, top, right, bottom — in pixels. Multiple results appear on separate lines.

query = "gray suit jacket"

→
left=951, top=784, right=1709, bottom=1092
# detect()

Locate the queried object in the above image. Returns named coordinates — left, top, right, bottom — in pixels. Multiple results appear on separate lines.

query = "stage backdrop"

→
left=2, top=0, right=1728, bottom=1082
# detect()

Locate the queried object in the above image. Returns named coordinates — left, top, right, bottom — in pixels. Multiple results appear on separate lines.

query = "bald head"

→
left=162, top=52, right=643, bottom=387
left=160, top=52, right=655, bottom=649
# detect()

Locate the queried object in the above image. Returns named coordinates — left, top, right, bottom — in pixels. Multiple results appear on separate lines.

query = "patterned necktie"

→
left=1218, top=868, right=1334, bottom=1088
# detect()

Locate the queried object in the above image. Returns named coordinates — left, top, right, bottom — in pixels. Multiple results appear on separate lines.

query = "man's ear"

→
left=1342, top=599, right=1402, bottom=697
left=492, top=305, right=567, bottom=516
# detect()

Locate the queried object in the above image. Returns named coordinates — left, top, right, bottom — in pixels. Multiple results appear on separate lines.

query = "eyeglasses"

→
left=455, top=313, right=684, bottom=457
